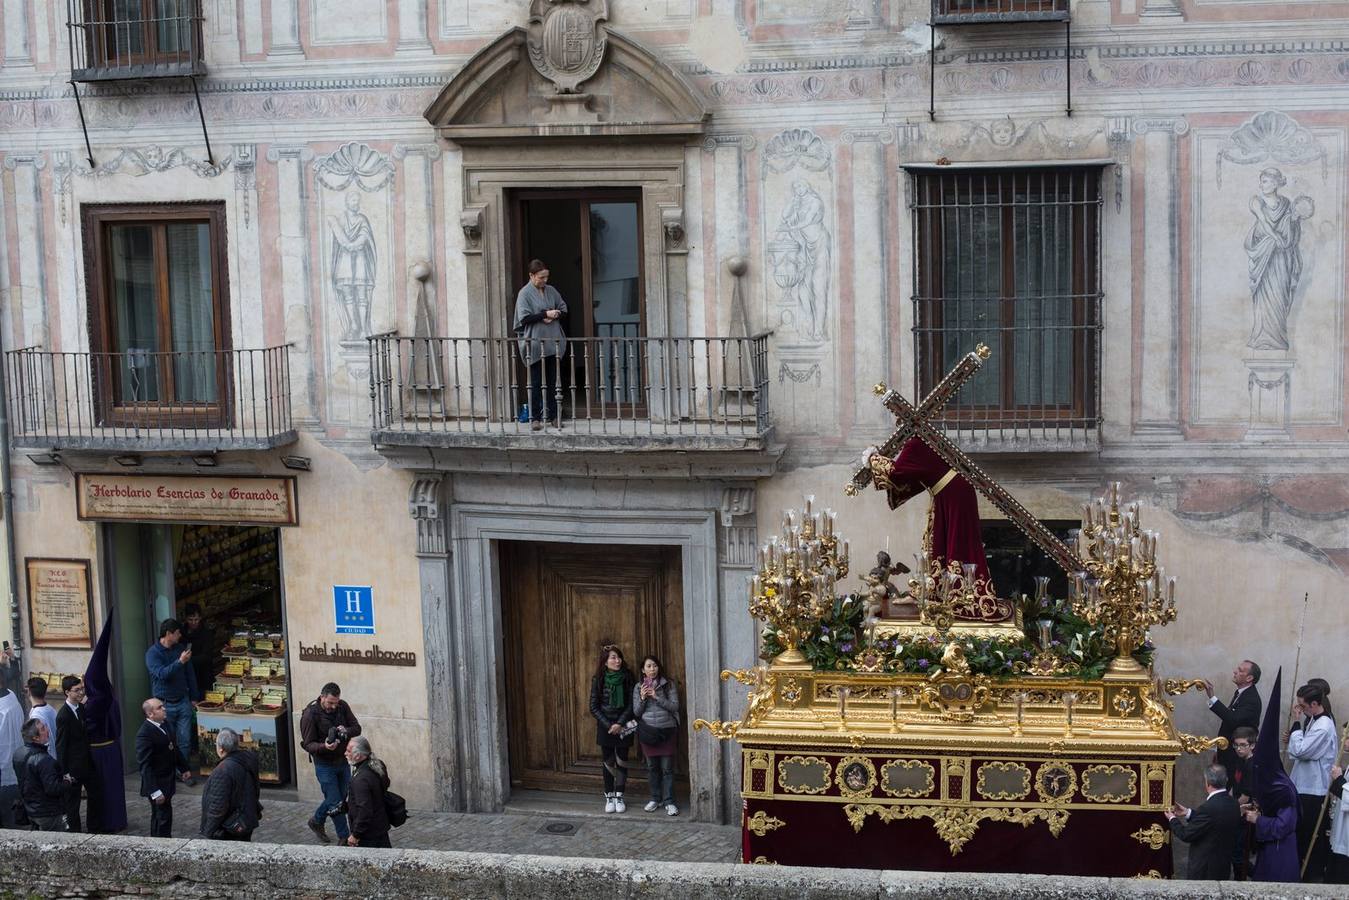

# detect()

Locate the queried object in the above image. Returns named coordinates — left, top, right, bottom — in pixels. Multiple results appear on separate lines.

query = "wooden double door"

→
left=501, top=541, right=685, bottom=794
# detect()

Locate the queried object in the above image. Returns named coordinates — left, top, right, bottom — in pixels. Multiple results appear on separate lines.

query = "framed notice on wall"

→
left=26, top=558, right=94, bottom=649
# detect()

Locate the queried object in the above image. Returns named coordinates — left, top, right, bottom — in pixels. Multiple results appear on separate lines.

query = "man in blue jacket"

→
left=144, top=618, right=198, bottom=778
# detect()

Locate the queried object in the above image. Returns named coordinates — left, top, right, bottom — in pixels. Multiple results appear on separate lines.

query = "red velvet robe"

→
left=882, top=438, right=990, bottom=584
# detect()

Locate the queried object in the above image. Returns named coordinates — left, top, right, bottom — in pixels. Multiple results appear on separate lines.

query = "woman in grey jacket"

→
left=512, top=259, right=568, bottom=430
left=633, top=655, right=680, bottom=816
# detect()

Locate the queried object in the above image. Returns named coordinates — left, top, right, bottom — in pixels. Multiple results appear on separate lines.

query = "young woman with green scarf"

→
left=588, top=645, right=637, bottom=813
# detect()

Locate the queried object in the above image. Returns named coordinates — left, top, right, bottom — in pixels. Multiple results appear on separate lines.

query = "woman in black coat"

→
left=588, top=645, right=636, bottom=813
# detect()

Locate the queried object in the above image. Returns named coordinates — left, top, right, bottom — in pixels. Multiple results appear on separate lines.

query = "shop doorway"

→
left=102, top=522, right=292, bottom=784
left=499, top=541, right=685, bottom=795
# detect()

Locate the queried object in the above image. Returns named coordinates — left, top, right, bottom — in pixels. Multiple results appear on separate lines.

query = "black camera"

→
left=326, top=726, right=339, bottom=744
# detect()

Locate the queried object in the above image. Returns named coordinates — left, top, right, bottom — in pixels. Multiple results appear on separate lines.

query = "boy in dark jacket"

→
left=298, top=682, right=361, bottom=844
left=13, top=718, right=69, bottom=831
left=199, top=728, right=262, bottom=841
left=344, top=735, right=391, bottom=848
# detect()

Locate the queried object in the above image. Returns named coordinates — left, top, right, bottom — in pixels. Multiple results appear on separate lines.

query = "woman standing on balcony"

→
left=513, top=259, right=568, bottom=431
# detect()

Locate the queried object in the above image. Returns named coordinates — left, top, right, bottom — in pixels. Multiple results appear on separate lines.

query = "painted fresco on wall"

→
left=1190, top=111, right=1344, bottom=438
left=761, top=127, right=838, bottom=432
left=313, top=141, right=396, bottom=424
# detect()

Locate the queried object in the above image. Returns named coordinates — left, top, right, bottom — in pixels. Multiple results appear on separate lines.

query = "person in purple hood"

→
left=1244, top=669, right=1300, bottom=882
left=82, top=613, right=127, bottom=832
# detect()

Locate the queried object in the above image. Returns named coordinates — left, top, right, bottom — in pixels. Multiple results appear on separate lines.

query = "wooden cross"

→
left=845, top=344, right=1083, bottom=576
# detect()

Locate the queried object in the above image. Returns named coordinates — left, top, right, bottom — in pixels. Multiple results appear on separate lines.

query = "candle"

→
left=1015, top=692, right=1025, bottom=729
left=1167, top=576, right=1176, bottom=606
left=838, top=686, right=850, bottom=720
left=804, top=495, right=814, bottom=517
left=841, top=540, right=849, bottom=562
left=890, top=688, right=902, bottom=725
left=1082, top=503, right=1093, bottom=528
left=1064, top=692, right=1077, bottom=731
left=1110, top=482, right=1120, bottom=508
left=1034, top=575, right=1049, bottom=602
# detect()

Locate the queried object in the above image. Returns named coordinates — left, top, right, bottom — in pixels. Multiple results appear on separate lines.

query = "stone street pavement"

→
left=117, top=784, right=741, bottom=863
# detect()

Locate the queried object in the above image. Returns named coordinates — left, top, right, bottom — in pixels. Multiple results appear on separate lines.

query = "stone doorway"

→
left=499, top=540, right=686, bottom=796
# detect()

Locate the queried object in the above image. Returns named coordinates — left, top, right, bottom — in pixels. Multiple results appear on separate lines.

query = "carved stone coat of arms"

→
left=527, top=0, right=609, bottom=94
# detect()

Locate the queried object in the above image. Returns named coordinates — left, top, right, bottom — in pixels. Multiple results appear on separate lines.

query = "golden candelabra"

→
left=750, top=496, right=850, bottom=668
left=1069, top=482, right=1177, bottom=678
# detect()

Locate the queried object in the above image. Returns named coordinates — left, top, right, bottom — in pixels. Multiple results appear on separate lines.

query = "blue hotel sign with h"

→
left=333, top=585, right=375, bottom=635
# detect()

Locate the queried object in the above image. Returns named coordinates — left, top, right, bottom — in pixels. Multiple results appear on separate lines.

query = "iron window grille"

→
left=68, top=0, right=205, bottom=81
left=931, top=0, right=1068, bottom=24
left=909, top=166, right=1103, bottom=444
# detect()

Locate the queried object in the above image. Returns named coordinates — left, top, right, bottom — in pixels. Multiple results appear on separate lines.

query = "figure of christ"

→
left=866, top=437, right=991, bottom=589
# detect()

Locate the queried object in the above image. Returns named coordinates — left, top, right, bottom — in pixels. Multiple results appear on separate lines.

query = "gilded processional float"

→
left=695, top=346, right=1221, bottom=876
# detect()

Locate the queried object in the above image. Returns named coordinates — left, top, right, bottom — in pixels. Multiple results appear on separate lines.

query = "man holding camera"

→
left=144, top=618, right=199, bottom=778
left=299, top=683, right=361, bottom=845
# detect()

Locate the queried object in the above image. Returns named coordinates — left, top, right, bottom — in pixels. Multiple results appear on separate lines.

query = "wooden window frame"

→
left=912, top=168, right=1100, bottom=427
left=82, top=201, right=232, bottom=429
left=81, top=0, right=201, bottom=71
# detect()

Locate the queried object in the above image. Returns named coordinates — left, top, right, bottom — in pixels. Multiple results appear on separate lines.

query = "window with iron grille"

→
left=909, top=167, right=1102, bottom=437
left=70, top=0, right=203, bottom=79
left=83, top=202, right=231, bottom=427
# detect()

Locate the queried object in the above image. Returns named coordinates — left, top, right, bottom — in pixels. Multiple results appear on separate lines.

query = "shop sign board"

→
left=76, top=473, right=298, bottom=526
left=333, top=585, right=375, bottom=635
left=26, top=558, right=94, bottom=649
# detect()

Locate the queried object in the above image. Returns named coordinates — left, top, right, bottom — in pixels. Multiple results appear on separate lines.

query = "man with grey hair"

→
left=12, top=717, right=68, bottom=831
left=199, top=728, right=262, bottom=841
left=1167, top=764, right=1242, bottom=879
left=344, top=734, right=393, bottom=848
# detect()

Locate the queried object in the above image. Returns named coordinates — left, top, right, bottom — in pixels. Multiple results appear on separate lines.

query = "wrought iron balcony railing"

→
left=68, top=0, right=205, bottom=81
left=4, top=346, right=296, bottom=451
left=368, top=334, right=773, bottom=450
left=932, top=0, right=1069, bottom=23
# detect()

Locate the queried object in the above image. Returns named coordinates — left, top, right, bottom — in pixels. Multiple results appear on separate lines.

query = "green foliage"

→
left=759, top=592, right=1154, bottom=680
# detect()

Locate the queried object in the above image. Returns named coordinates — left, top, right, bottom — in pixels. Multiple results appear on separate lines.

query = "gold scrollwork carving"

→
left=1082, top=764, right=1138, bottom=804
left=693, top=719, right=739, bottom=740
left=836, top=755, right=878, bottom=800
left=779, top=676, right=804, bottom=707
left=843, top=803, right=1071, bottom=855
left=746, top=810, right=786, bottom=836
left=1163, top=678, right=1207, bottom=696
left=1130, top=823, right=1170, bottom=851
left=750, top=856, right=778, bottom=865
left=976, top=761, right=1032, bottom=801
left=1177, top=732, right=1228, bottom=755
left=778, top=755, right=831, bottom=795
left=1132, top=870, right=1164, bottom=879
left=881, top=759, right=936, bottom=799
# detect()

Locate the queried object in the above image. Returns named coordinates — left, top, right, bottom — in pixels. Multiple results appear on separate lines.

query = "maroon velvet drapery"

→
left=883, top=438, right=990, bottom=584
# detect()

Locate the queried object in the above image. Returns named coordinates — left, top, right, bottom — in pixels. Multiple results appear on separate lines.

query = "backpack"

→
left=384, top=789, right=408, bottom=828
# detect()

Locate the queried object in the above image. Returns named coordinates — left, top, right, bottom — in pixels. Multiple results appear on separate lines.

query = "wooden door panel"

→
left=501, top=541, right=683, bottom=794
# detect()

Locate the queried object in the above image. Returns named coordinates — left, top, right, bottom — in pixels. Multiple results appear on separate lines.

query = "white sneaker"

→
left=665, top=804, right=679, bottom=816
left=614, top=794, right=626, bottom=813
left=644, top=800, right=659, bottom=812
left=604, top=793, right=616, bottom=813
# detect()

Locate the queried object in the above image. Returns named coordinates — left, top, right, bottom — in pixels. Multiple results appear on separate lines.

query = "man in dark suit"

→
left=1167, top=764, right=1243, bottom=879
left=1205, top=659, right=1262, bottom=779
left=135, top=697, right=192, bottom=837
left=55, top=675, right=99, bottom=833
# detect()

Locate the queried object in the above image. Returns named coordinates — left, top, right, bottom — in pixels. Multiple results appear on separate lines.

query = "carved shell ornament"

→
left=1216, top=110, right=1328, bottom=187
left=764, top=128, right=832, bottom=174
left=527, top=0, right=609, bottom=94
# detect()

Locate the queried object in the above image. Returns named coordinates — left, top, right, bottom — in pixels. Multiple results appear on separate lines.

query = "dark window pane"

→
left=165, top=222, right=216, bottom=402
left=108, top=224, right=161, bottom=402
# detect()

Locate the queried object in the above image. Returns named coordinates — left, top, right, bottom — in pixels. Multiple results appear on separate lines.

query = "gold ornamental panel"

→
left=778, top=755, right=830, bottom=794
left=976, top=761, right=1032, bottom=801
left=1034, top=762, right=1077, bottom=804
left=1130, top=823, right=1170, bottom=851
left=836, top=755, right=878, bottom=800
left=880, top=759, right=936, bottom=799
left=1082, top=764, right=1138, bottom=804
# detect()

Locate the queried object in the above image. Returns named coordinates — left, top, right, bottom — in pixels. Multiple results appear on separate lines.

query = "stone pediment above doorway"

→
left=423, top=22, right=708, bottom=143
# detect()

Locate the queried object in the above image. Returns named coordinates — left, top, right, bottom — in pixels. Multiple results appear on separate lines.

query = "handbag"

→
left=218, top=810, right=249, bottom=838
left=384, top=789, right=408, bottom=828
left=636, top=720, right=673, bottom=746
